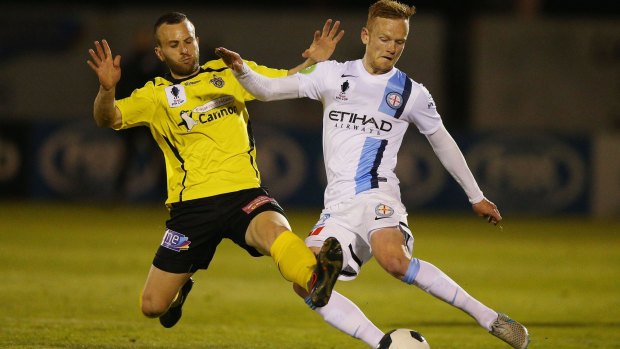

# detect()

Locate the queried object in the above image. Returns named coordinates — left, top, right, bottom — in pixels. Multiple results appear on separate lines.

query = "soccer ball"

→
left=377, top=329, right=430, bottom=349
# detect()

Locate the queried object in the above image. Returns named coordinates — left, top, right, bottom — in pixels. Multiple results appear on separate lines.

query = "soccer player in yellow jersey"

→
left=86, top=12, right=345, bottom=328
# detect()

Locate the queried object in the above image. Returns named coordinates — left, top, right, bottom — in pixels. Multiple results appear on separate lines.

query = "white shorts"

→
left=305, top=190, right=414, bottom=281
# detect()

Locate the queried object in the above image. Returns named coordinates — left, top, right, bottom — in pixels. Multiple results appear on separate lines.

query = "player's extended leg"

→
left=245, top=211, right=342, bottom=307
left=370, top=227, right=529, bottom=349
left=141, top=265, right=193, bottom=328
left=294, top=282, right=384, bottom=348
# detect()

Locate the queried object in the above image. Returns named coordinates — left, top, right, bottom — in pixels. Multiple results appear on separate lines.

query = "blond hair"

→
left=367, top=0, right=416, bottom=27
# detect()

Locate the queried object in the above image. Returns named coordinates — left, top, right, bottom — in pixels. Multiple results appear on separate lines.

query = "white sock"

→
left=308, top=291, right=384, bottom=348
left=410, top=259, right=498, bottom=330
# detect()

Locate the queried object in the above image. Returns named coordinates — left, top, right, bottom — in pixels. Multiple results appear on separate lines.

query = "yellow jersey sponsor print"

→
left=115, top=59, right=287, bottom=204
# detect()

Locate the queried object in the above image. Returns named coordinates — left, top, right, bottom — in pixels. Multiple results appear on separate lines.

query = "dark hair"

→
left=154, top=12, right=188, bottom=34
left=153, top=12, right=190, bottom=46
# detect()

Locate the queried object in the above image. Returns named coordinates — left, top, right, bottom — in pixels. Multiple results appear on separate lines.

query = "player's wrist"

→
left=232, top=61, right=250, bottom=77
left=469, top=193, right=485, bottom=205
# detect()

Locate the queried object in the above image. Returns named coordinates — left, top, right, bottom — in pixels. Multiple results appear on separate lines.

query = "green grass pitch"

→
left=1, top=202, right=619, bottom=348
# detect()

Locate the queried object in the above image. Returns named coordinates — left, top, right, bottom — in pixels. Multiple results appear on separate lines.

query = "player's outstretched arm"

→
left=86, top=39, right=122, bottom=129
left=288, top=19, right=344, bottom=75
left=216, top=47, right=300, bottom=102
left=426, top=125, right=502, bottom=226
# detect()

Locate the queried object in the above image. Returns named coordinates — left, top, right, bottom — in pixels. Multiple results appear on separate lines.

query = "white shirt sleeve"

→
left=233, top=62, right=301, bottom=101
left=426, top=124, right=485, bottom=204
left=404, top=83, right=442, bottom=135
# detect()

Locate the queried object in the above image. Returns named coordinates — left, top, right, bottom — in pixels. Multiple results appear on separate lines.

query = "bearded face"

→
left=155, top=20, right=200, bottom=79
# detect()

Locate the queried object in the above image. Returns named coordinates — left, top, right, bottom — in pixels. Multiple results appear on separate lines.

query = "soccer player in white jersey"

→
left=216, top=1, right=529, bottom=348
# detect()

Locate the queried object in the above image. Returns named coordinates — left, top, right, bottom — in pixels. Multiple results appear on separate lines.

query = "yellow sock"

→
left=270, top=230, right=316, bottom=291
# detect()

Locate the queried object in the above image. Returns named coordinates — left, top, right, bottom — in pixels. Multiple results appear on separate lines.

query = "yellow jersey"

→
left=115, top=59, right=287, bottom=204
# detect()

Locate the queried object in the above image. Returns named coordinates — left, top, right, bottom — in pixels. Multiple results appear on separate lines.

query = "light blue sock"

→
left=402, top=258, right=420, bottom=284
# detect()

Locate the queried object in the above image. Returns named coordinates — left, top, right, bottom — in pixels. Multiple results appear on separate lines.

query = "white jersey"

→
left=297, top=59, right=442, bottom=208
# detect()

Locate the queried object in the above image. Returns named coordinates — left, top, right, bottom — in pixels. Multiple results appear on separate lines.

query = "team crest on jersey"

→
left=336, top=79, right=354, bottom=101
left=165, top=84, right=187, bottom=108
left=385, top=92, right=403, bottom=109
left=210, top=75, right=225, bottom=88
left=375, top=203, right=394, bottom=219
left=161, top=229, right=191, bottom=252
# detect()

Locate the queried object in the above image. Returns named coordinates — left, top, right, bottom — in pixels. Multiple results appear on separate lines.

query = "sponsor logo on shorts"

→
left=242, top=195, right=275, bottom=214
left=309, top=214, right=330, bottom=236
left=375, top=203, right=394, bottom=219
left=161, top=229, right=191, bottom=252
left=309, top=226, right=324, bottom=236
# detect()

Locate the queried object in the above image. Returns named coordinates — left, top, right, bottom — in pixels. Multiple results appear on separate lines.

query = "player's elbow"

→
left=93, top=103, right=121, bottom=129
left=93, top=117, right=109, bottom=128
left=93, top=112, right=121, bottom=129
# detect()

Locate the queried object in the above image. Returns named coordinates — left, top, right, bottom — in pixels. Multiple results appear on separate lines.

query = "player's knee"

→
left=293, top=283, right=309, bottom=298
left=140, top=293, right=168, bottom=318
left=246, top=213, right=290, bottom=255
left=381, top=256, right=409, bottom=280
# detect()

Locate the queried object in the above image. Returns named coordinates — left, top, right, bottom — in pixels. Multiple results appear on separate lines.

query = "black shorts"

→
left=153, top=187, right=285, bottom=273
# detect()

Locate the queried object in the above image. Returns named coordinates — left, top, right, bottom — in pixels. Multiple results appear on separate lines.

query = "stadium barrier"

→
left=2, top=120, right=615, bottom=217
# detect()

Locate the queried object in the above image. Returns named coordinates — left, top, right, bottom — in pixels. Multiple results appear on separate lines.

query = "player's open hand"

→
left=472, top=198, right=502, bottom=226
left=302, top=19, right=344, bottom=63
left=215, top=47, right=244, bottom=74
left=86, top=40, right=121, bottom=91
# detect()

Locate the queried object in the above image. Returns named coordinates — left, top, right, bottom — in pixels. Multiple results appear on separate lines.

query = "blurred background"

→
left=1, top=0, right=619, bottom=217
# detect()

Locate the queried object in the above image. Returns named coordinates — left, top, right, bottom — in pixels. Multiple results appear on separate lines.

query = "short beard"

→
left=166, top=57, right=200, bottom=78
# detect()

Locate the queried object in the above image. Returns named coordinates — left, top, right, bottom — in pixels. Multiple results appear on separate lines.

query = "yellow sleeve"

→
left=115, top=81, right=157, bottom=129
